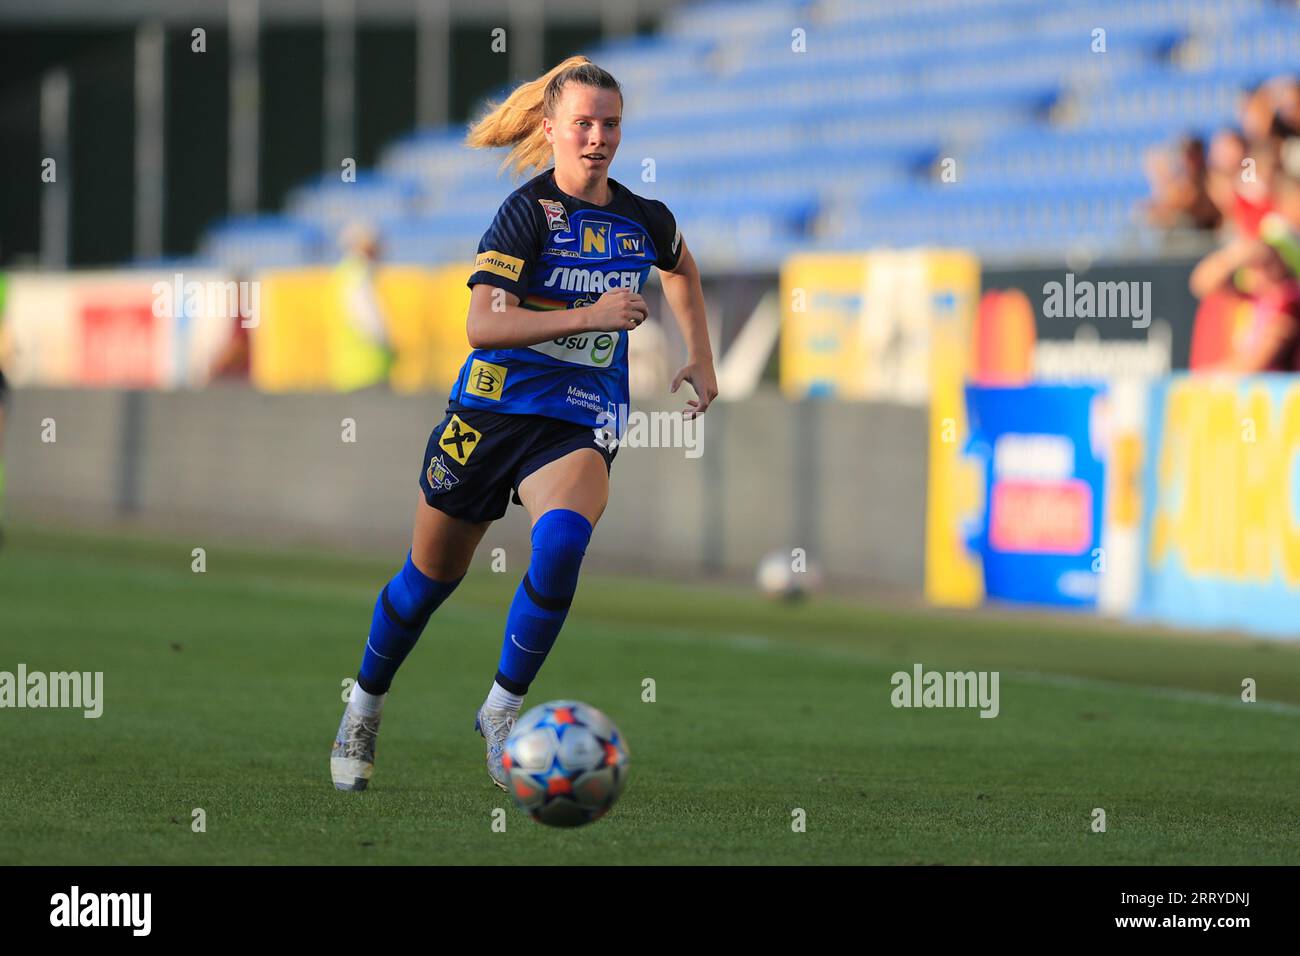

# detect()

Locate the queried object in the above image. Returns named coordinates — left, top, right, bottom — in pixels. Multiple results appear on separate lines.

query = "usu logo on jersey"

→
left=529, top=331, right=618, bottom=368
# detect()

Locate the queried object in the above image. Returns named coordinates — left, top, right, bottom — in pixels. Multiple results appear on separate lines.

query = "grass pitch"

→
left=2, top=525, right=1298, bottom=865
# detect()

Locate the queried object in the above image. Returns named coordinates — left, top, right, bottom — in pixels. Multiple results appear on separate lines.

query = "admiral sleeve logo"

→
left=438, top=413, right=483, bottom=465
left=474, top=250, right=524, bottom=281
left=467, top=359, right=507, bottom=401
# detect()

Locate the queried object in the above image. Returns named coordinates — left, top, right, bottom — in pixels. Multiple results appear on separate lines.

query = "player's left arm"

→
left=659, top=239, right=718, bottom=419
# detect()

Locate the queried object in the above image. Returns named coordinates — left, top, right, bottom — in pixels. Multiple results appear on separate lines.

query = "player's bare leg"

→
left=516, top=448, right=610, bottom=528
left=332, top=494, right=490, bottom=791
left=410, top=492, right=492, bottom=581
left=474, top=449, right=609, bottom=789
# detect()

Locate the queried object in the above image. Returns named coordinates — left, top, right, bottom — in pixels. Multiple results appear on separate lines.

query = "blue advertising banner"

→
left=965, top=384, right=1107, bottom=607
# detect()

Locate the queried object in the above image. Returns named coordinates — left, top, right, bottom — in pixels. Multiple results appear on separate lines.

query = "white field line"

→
left=675, top=629, right=1300, bottom=718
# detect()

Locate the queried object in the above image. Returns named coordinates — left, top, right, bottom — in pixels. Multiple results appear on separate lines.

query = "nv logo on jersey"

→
left=617, top=234, right=645, bottom=257
left=580, top=221, right=611, bottom=261
left=439, top=414, right=482, bottom=465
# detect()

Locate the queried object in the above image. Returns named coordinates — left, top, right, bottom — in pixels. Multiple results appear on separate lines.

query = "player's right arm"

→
left=466, top=285, right=647, bottom=350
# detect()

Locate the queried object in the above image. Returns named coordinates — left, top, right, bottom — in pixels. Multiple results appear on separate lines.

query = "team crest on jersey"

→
left=439, top=413, right=482, bottom=465
left=538, top=199, right=569, bottom=232
left=426, top=454, right=460, bottom=492
left=579, top=221, right=612, bottom=261
left=467, top=359, right=507, bottom=401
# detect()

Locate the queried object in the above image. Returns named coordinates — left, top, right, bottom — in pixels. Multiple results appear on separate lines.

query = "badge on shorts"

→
left=426, top=454, right=460, bottom=492
left=467, top=359, right=507, bottom=401
left=439, top=413, right=482, bottom=465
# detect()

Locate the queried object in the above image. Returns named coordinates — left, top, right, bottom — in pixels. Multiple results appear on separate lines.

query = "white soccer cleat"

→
left=475, top=705, right=517, bottom=791
left=331, top=705, right=381, bottom=791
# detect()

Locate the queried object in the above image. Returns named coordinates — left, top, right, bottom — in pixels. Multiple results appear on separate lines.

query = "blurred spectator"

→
left=1189, top=236, right=1300, bottom=371
left=1184, top=77, right=1300, bottom=371
left=1242, top=76, right=1300, bottom=143
left=1143, top=135, right=1220, bottom=231
left=1232, top=137, right=1280, bottom=239
left=209, top=271, right=253, bottom=382
left=329, top=223, right=394, bottom=392
left=1206, top=129, right=1248, bottom=232
left=1271, top=76, right=1300, bottom=139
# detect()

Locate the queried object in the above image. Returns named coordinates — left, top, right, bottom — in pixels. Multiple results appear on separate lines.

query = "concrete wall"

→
left=4, top=386, right=928, bottom=591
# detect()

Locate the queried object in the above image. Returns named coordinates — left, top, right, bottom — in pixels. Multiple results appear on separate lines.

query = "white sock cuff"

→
left=485, top=681, right=524, bottom=714
left=350, top=681, right=386, bottom=717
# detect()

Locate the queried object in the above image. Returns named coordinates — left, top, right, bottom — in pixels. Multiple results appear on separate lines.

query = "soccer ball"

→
left=755, top=549, right=822, bottom=601
left=502, top=700, right=629, bottom=827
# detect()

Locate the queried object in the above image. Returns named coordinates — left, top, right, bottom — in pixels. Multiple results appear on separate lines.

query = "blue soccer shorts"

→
left=418, top=407, right=616, bottom=523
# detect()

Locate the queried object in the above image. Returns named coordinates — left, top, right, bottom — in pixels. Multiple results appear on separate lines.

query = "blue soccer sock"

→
left=493, top=509, right=593, bottom=695
left=357, top=551, right=461, bottom=695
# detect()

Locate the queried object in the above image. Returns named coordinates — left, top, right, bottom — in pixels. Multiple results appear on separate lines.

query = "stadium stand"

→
left=194, top=0, right=1300, bottom=271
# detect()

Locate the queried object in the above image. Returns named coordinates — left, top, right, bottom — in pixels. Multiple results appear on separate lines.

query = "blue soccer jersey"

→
left=450, top=169, right=682, bottom=428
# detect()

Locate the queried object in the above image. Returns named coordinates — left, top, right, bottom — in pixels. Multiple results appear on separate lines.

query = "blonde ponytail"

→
left=465, top=55, right=622, bottom=180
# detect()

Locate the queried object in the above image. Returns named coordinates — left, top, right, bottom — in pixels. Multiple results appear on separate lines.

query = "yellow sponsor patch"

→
left=582, top=223, right=608, bottom=256
left=467, top=359, right=507, bottom=401
left=474, top=250, right=524, bottom=281
left=438, top=414, right=482, bottom=465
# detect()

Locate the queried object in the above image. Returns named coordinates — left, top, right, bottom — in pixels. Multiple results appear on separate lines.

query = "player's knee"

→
left=526, top=508, right=593, bottom=603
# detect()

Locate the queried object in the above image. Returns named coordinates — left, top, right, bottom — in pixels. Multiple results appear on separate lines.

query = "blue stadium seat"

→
left=199, top=0, right=1300, bottom=266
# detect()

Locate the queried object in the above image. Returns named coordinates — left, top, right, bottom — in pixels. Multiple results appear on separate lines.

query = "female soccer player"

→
left=331, top=56, right=717, bottom=791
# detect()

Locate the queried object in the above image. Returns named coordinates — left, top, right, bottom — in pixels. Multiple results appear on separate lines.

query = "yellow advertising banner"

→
left=779, top=248, right=982, bottom=605
left=252, top=264, right=472, bottom=393
left=779, top=252, right=869, bottom=400
left=922, top=251, right=984, bottom=608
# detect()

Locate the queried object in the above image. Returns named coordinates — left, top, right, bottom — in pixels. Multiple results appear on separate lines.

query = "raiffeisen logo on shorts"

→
left=50, top=886, right=151, bottom=936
